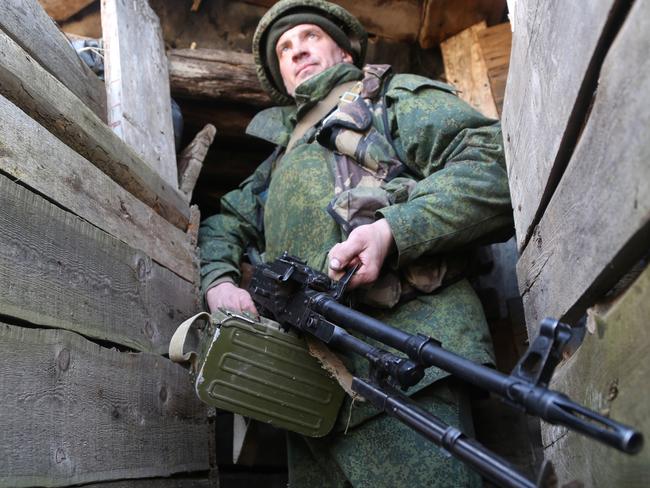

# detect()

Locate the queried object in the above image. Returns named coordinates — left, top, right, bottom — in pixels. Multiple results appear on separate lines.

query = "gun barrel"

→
left=312, top=293, right=643, bottom=455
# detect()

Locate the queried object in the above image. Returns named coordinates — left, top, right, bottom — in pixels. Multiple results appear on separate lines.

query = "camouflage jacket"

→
left=198, top=63, right=512, bottom=424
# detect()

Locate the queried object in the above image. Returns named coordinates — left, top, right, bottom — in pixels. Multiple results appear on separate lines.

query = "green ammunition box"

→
left=171, top=310, right=345, bottom=438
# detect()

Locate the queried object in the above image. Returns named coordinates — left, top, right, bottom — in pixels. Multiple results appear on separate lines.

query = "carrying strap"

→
left=169, top=311, right=212, bottom=370
left=286, top=80, right=359, bottom=152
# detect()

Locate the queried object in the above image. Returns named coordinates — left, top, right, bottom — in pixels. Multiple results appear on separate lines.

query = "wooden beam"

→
left=0, top=93, right=195, bottom=284
left=81, top=479, right=214, bottom=488
left=101, top=0, right=178, bottom=188
left=239, top=0, right=421, bottom=42
left=419, top=0, right=507, bottom=48
left=476, top=22, right=511, bottom=117
left=0, top=323, right=212, bottom=487
left=0, top=0, right=106, bottom=121
left=0, top=27, right=190, bottom=231
left=39, top=0, right=95, bottom=22
left=178, top=124, right=217, bottom=200
left=169, top=48, right=272, bottom=106
left=0, top=172, right=198, bottom=353
left=502, top=0, right=619, bottom=251
left=515, top=0, right=650, bottom=334
left=441, top=21, right=498, bottom=119
left=541, top=264, right=650, bottom=485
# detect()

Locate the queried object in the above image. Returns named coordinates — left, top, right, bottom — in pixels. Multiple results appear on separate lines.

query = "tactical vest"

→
left=257, top=65, right=466, bottom=308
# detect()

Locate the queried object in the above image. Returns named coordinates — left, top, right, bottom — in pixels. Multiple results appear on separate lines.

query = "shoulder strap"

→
left=360, top=64, right=393, bottom=99
left=286, top=80, right=358, bottom=152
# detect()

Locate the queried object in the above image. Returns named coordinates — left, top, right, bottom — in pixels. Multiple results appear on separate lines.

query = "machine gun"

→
left=248, top=252, right=643, bottom=488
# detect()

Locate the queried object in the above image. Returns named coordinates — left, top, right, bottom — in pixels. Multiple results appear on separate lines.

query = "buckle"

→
left=340, top=91, right=359, bottom=103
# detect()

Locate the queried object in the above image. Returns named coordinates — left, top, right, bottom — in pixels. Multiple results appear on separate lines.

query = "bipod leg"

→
left=352, top=377, right=539, bottom=488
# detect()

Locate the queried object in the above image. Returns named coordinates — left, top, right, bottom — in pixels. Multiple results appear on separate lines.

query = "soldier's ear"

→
left=341, top=49, right=353, bottom=64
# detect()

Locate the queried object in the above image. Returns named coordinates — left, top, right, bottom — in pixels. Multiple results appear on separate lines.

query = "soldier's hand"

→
left=206, top=281, right=259, bottom=317
left=328, top=219, right=395, bottom=289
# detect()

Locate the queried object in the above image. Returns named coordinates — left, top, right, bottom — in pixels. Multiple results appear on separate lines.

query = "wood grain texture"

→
left=476, top=22, right=511, bottom=117
left=78, top=477, right=214, bottom=487
left=178, top=124, right=217, bottom=200
left=101, top=0, right=178, bottom=188
left=39, top=0, right=96, bottom=21
left=0, top=93, right=195, bottom=282
left=0, top=172, right=199, bottom=353
left=516, top=0, right=650, bottom=334
left=0, top=323, right=213, bottom=487
left=0, top=27, right=190, bottom=231
left=419, top=0, right=507, bottom=48
left=541, top=264, right=650, bottom=486
left=502, top=0, right=618, bottom=251
left=441, top=21, right=498, bottom=119
left=169, top=48, right=272, bottom=106
left=0, top=0, right=106, bottom=120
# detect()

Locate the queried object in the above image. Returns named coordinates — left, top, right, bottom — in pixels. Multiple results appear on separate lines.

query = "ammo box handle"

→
left=169, top=311, right=212, bottom=370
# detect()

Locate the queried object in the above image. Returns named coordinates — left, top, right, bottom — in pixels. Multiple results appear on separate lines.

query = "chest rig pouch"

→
left=169, top=310, right=345, bottom=438
left=314, top=65, right=455, bottom=308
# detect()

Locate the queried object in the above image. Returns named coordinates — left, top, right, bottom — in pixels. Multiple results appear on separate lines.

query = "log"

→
left=502, top=0, right=620, bottom=251
left=39, top=0, right=95, bottom=22
left=0, top=172, right=198, bottom=354
left=541, top=264, right=650, bottom=485
left=516, top=0, right=650, bottom=334
left=0, top=323, right=212, bottom=487
left=0, top=91, right=195, bottom=284
left=441, top=21, right=498, bottom=119
left=0, top=0, right=106, bottom=120
left=101, top=0, right=178, bottom=188
left=169, top=48, right=272, bottom=106
left=0, top=27, right=190, bottom=230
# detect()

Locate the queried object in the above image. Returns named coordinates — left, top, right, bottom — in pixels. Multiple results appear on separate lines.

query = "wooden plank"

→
left=516, top=0, right=650, bottom=334
left=101, top=0, right=178, bottom=188
left=240, top=0, right=422, bottom=43
left=168, top=48, right=272, bottom=106
left=476, top=22, right=511, bottom=116
left=0, top=93, right=195, bottom=283
left=0, top=27, right=190, bottom=231
left=0, top=323, right=213, bottom=487
left=502, top=0, right=619, bottom=251
left=441, top=21, right=498, bottom=119
left=419, top=0, right=507, bottom=48
left=39, top=0, right=95, bottom=22
left=541, top=264, right=650, bottom=485
left=0, top=172, right=198, bottom=354
left=178, top=123, right=217, bottom=200
left=0, top=0, right=106, bottom=121
left=80, top=478, right=214, bottom=487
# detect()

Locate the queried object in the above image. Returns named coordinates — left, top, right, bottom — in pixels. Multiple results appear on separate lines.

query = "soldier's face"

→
left=276, top=24, right=353, bottom=96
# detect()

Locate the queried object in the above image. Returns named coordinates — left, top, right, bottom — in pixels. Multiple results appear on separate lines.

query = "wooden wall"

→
left=502, top=0, right=650, bottom=484
left=0, top=1, right=214, bottom=486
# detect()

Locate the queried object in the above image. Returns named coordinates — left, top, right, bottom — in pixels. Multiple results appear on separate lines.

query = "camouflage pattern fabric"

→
left=287, top=380, right=481, bottom=488
left=198, top=61, right=513, bottom=486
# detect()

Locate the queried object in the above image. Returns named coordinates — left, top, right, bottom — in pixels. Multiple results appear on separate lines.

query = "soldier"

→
left=199, top=0, right=514, bottom=486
